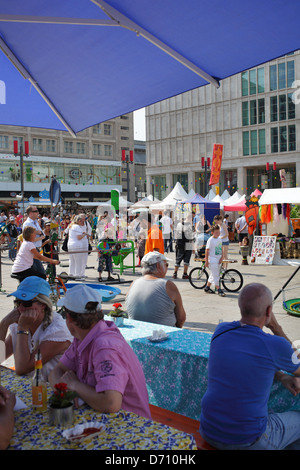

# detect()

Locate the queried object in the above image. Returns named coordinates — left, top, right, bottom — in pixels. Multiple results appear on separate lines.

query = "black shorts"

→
left=175, top=245, right=192, bottom=266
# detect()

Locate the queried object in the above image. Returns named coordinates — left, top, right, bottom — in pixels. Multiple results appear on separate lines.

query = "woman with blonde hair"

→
left=0, top=277, right=72, bottom=380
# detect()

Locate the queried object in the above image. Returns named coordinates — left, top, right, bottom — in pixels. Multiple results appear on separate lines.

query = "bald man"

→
left=200, top=283, right=300, bottom=450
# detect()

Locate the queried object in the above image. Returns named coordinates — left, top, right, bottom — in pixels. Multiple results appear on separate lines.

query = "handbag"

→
left=62, top=235, right=68, bottom=252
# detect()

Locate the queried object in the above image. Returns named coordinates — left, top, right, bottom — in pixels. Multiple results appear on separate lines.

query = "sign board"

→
left=250, top=235, right=276, bottom=265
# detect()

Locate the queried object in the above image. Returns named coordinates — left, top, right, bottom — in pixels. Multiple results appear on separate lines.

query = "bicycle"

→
left=188, top=258, right=243, bottom=292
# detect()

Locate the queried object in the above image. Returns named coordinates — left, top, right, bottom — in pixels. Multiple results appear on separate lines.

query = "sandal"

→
left=204, top=286, right=215, bottom=294
left=172, top=272, right=177, bottom=279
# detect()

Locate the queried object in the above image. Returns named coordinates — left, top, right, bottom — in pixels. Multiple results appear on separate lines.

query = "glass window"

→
left=278, top=63, right=286, bottom=89
left=249, top=70, right=256, bottom=95
left=279, top=95, right=286, bottom=121
left=258, top=98, right=265, bottom=124
left=50, top=163, right=64, bottom=183
left=64, top=141, right=73, bottom=153
left=0, top=135, right=8, bottom=149
left=250, top=130, right=257, bottom=155
left=104, top=145, right=112, bottom=156
left=288, top=125, right=296, bottom=151
left=104, top=124, right=112, bottom=136
left=31, top=162, right=49, bottom=183
left=243, top=131, right=250, bottom=156
left=65, top=164, right=81, bottom=184
left=107, top=166, right=121, bottom=185
left=33, top=138, right=43, bottom=152
left=93, top=144, right=101, bottom=156
left=93, top=124, right=101, bottom=134
left=270, top=65, right=277, bottom=91
left=241, top=72, right=248, bottom=96
left=257, top=68, right=265, bottom=93
left=279, top=126, right=287, bottom=152
left=46, top=139, right=56, bottom=152
left=153, top=175, right=167, bottom=200
left=250, top=100, right=257, bottom=125
left=270, top=96, right=278, bottom=122
left=172, top=173, right=188, bottom=193
left=288, top=93, right=295, bottom=119
left=287, top=61, right=295, bottom=88
left=271, top=127, right=278, bottom=153
left=13, top=136, right=23, bottom=147
left=259, top=129, right=266, bottom=154
left=76, top=142, right=85, bottom=155
left=242, top=102, right=249, bottom=126
left=0, top=161, right=17, bottom=182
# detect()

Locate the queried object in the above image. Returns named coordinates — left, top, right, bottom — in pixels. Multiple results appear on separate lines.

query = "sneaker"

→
left=107, top=276, right=116, bottom=281
left=182, top=273, right=189, bottom=279
left=204, top=286, right=215, bottom=293
left=172, top=272, right=177, bottom=279
left=98, top=277, right=103, bottom=282
left=218, top=289, right=226, bottom=297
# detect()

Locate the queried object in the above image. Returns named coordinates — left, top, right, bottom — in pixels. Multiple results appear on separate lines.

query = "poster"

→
left=250, top=236, right=276, bottom=265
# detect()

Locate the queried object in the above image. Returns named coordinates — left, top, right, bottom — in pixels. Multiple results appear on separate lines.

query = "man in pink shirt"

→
left=49, top=285, right=151, bottom=419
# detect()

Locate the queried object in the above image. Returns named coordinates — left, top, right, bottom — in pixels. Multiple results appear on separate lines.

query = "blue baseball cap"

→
left=8, top=276, right=51, bottom=300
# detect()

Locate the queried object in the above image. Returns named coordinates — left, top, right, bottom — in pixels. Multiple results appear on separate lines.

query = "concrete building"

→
left=0, top=113, right=135, bottom=208
left=146, top=51, right=300, bottom=200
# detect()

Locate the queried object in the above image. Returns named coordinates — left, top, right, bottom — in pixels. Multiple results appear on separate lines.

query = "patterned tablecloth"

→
left=112, top=318, right=300, bottom=420
left=1, top=367, right=197, bottom=451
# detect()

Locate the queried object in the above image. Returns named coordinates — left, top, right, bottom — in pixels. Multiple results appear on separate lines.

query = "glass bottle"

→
left=32, top=350, right=47, bottom=412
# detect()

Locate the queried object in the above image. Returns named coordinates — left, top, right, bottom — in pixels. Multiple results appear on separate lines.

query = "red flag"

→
left=209, top=144, right=223, bottom=186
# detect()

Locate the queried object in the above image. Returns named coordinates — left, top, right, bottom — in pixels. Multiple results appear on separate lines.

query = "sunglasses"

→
left=30, top=210, right=39, bottom=213
left=15, top=298, right=38, bottom=308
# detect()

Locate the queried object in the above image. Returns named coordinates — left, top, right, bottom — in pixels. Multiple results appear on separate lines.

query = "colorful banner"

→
left=209, top=144, right=223, bottom=186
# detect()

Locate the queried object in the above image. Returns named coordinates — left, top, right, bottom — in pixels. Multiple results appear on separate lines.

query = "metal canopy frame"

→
left=0, top=0, right=219, bottom=135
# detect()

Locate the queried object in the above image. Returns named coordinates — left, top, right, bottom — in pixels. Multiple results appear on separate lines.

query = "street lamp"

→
left=266, top=162, right=277, bottom=189
left=201, top=157, right=211, bottom=195
left=121, top=149, right=134, bottom=202
left=14, top=140, right=29, bottom=215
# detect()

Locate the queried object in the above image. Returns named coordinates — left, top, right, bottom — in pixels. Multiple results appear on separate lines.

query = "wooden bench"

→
left=149, top=404, right=215, bottom=450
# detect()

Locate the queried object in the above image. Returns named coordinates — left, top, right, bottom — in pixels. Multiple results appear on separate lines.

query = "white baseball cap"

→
left=141, top=251, right=170, bottom=266
left=57, top=284, right=102, bottom=313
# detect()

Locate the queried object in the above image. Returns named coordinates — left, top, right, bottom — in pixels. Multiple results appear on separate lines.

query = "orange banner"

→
left=209, top=144, right=223, bottom=186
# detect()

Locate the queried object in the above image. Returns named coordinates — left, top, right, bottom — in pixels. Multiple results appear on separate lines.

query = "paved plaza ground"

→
left=1, top=241, right=300, bottom=350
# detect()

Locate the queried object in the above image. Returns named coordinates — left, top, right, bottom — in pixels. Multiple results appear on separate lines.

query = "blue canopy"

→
left=179, top=193, right=220, bottom=223
left=0, top=0, right=299, bottom=135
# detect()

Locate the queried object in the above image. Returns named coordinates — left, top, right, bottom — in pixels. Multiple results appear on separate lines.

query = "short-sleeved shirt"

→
left=206, top=236, right=222, bottom=263
left=23, top=217, right=43, bottom=248
left=200, top=321, right=300, bottom=445
left=144, top=225, right=164, bottom=255
left=12, top=240, right=36, bottom=273
left=60, top=320, right=151, bottom=419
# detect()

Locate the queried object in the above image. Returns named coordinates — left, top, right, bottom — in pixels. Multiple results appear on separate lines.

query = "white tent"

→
left=151, top=182, right=188, bottom=210
left=223, top=191, right=244, bottom=205
left=205, top=189, right=216, bottom=200
left=188, top=188, right=196, bottom=197
left=212, top=194, right=225, bottom=209
left=259, top=187, right=300, bottom=205
left=221, top=189, right=231, bottom=200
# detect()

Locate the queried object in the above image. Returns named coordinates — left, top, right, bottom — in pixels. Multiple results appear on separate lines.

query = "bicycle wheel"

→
left=221, top=269, right=243, bottom=292
left=188, top=267, right=208, bottom=289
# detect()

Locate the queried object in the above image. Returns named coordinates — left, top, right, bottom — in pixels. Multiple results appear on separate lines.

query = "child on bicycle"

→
left=204, top=224, right=226, bottom=296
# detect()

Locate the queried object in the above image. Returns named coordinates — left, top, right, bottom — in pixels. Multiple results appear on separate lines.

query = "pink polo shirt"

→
left=60, top=320, right=151, bottom=419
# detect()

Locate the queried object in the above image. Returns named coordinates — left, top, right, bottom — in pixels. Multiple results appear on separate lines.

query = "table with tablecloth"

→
left=0, top=366, right=197, bottom=451
left=110, top=317, right=300, bottom=420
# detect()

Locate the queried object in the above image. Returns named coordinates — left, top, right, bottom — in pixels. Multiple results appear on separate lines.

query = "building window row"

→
left=242, top=67, right=265, bottom=96
left=92, top=123, right=113, bottom=136
left=0, top=159, right=121, bottom=186
left=270, top=61, right=295, bottom=91
left=270, top=93, right=295, bottom=122
left=242, top=99, right=265, bottom=126
left=243, top=125, right=296, bottom=156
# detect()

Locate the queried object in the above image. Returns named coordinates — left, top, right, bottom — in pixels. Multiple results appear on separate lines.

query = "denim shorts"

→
left=222, top=241, right=229, bottom=246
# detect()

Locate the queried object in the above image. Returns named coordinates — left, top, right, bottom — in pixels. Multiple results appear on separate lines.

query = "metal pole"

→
left=19, top=144, right=25, bottom=215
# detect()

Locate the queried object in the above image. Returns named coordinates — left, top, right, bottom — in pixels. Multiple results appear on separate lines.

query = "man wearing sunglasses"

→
left=22, top=206, right=45, bottom=275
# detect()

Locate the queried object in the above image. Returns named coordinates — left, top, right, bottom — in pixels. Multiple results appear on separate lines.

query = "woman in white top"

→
left=67, top=214, right=90, bottom=279
left=12, top=226, right=59, bottom=281
left=0, top=276, right=73, bottom=380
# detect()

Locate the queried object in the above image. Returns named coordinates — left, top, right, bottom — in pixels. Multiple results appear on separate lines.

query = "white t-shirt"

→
left=160, top=215, right=173, bottom=235
left=12, top=240, right=36, bottom=273
left=68, top=224, right=88, bottom=248
left=206, top=236, right=223, bottom=263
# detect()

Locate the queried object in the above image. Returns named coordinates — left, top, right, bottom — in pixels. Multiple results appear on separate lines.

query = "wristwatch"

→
left=17, top=330, right=29, bottom=335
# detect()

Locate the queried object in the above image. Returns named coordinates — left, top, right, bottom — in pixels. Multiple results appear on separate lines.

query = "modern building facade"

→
left=146, top=51, right=300, bottom=200
left=0, top=113, right=136, bottom=208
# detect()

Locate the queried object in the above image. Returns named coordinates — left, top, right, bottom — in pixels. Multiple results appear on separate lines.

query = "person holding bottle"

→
left=0, top=276, right=72, bottom=380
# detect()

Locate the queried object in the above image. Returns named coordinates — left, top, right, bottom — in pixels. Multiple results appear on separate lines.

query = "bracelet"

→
left=17, top=330, right=29, bottom=335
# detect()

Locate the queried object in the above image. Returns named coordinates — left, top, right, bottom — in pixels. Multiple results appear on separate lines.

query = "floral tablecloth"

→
left=113, top=317, right=211, bottom=420
left=114, top=318, right=300, bottom=421
left=1, top=367, right=197, bottom=451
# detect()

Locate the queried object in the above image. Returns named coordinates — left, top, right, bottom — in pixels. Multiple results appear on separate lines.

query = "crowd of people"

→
left=2, top=204, right=300, bottom=451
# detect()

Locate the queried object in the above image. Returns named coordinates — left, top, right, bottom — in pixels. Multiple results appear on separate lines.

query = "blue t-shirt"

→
left=200, top=321, right=300, bottom=445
